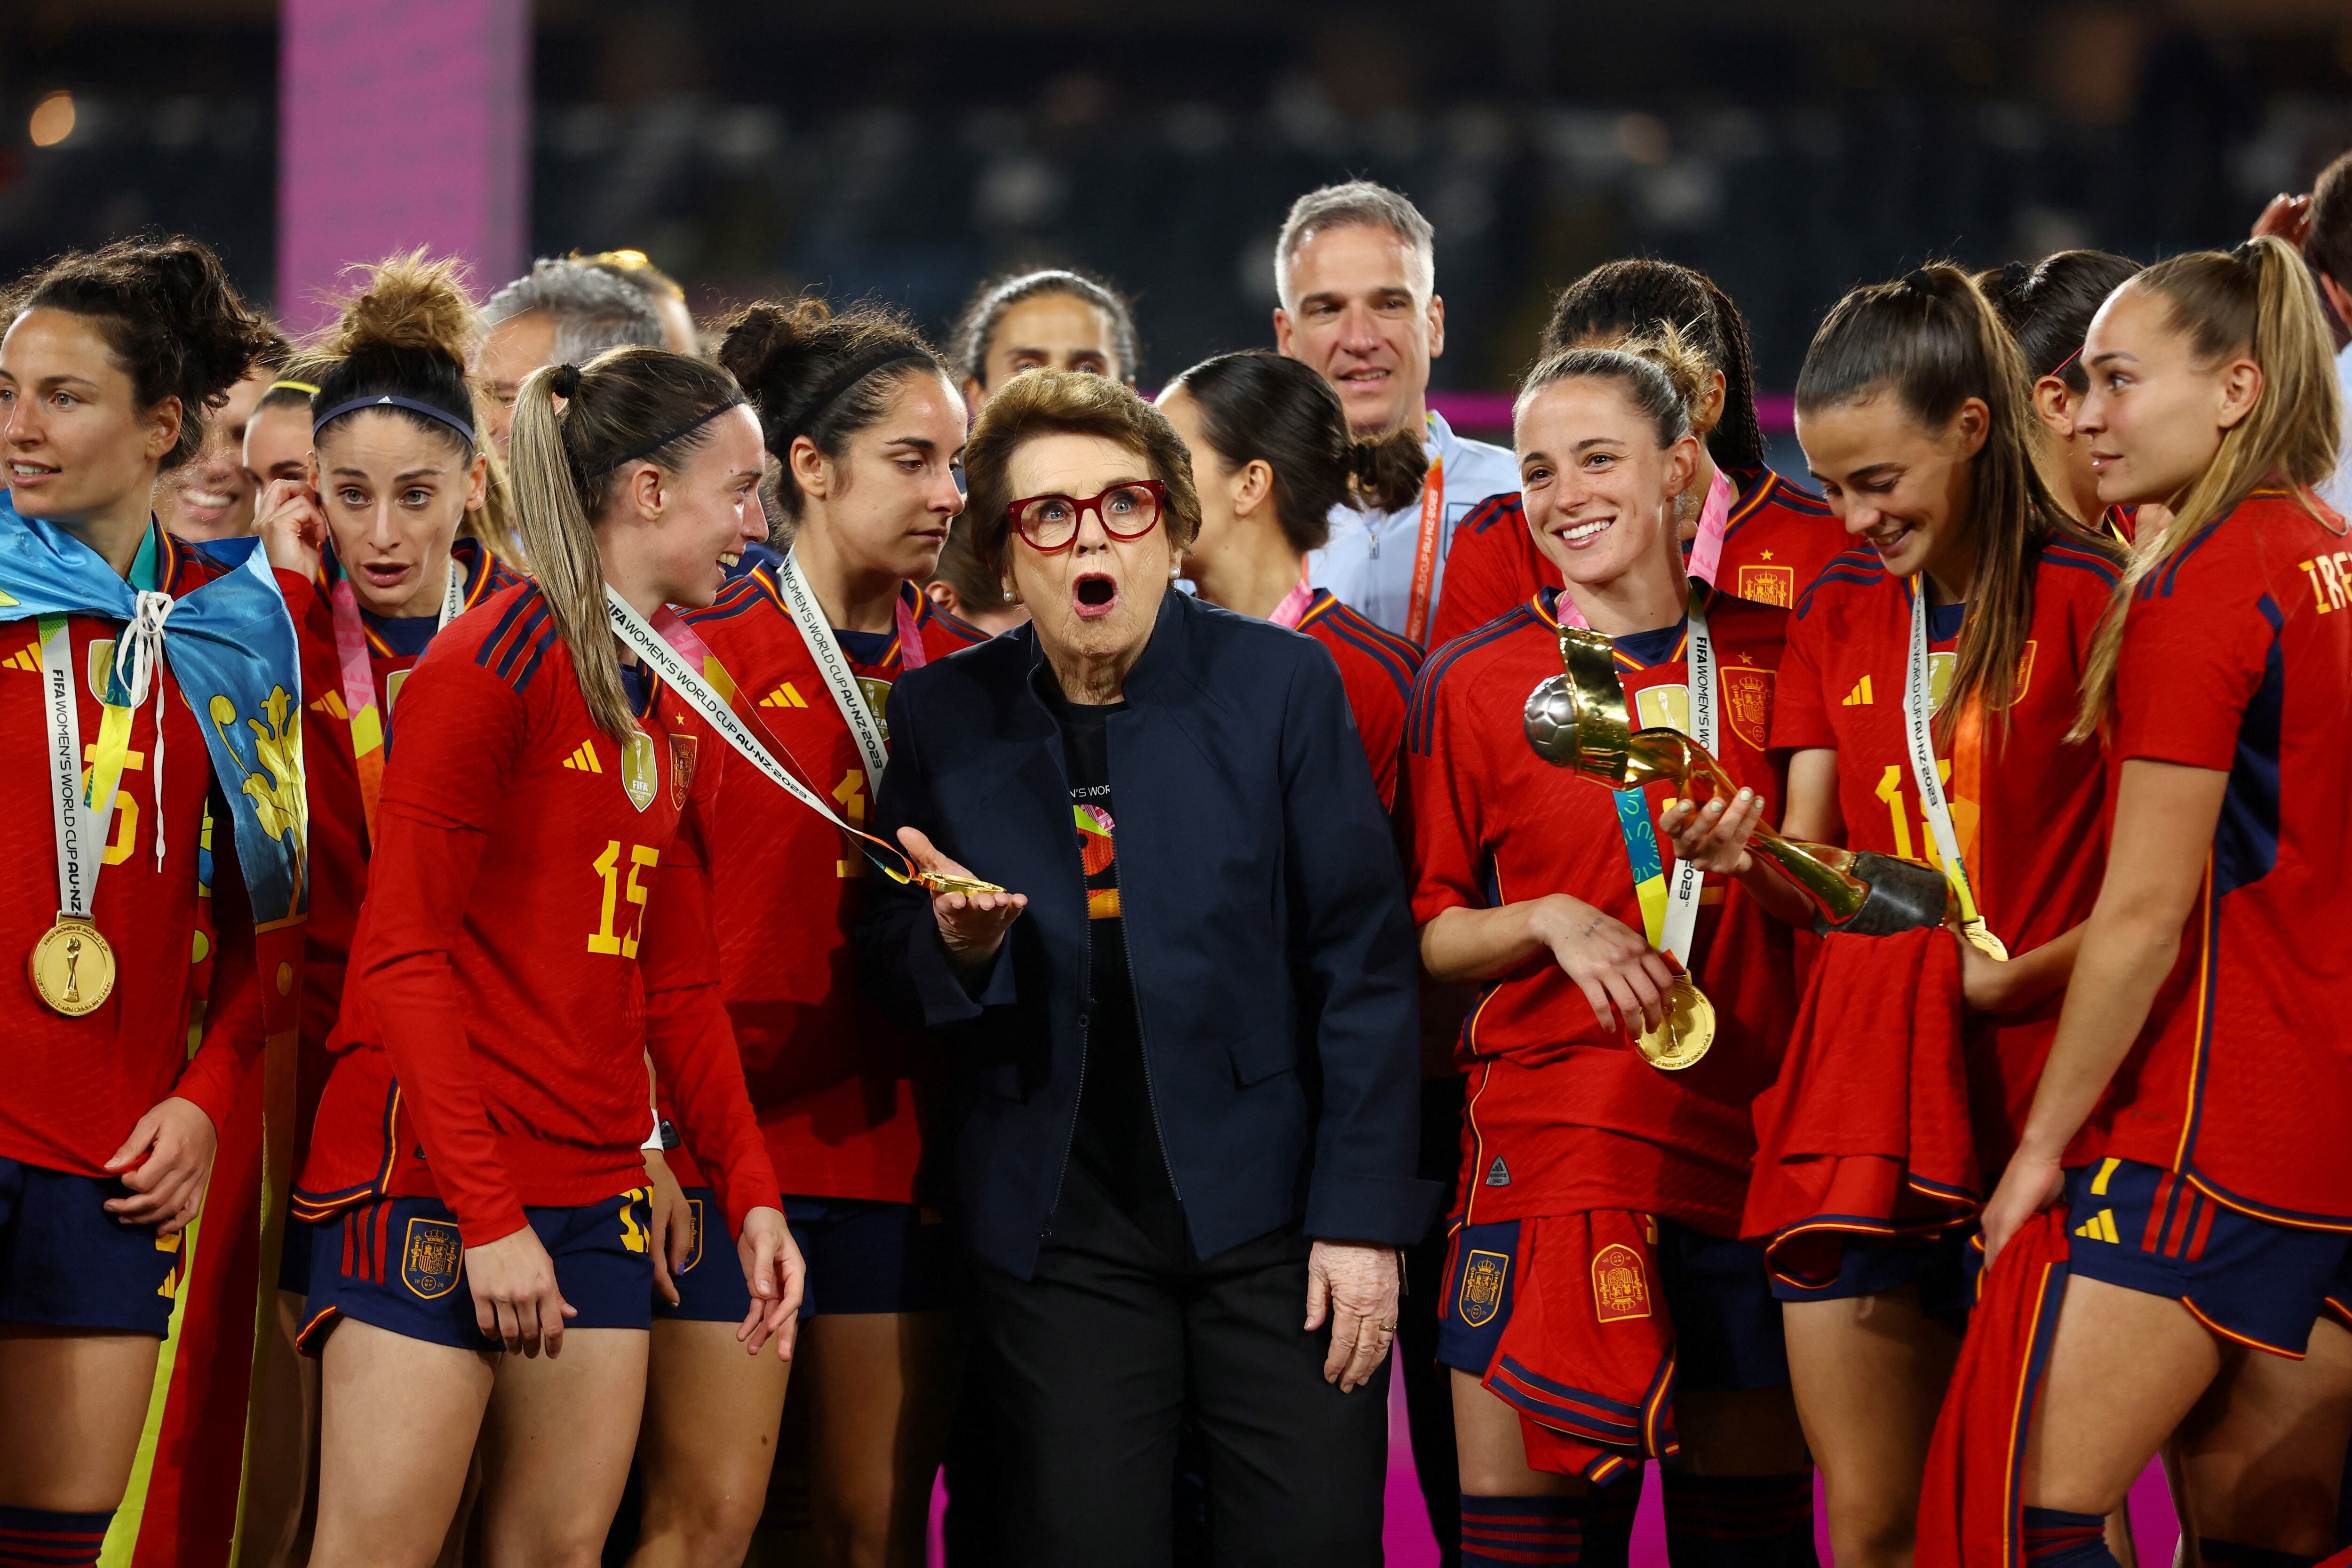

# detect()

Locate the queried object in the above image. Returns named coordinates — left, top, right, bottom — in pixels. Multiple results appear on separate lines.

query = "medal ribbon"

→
left=1268, top=571, right=1316, bottom=630
left=328, top=557, right=464, bottom=845
left=775, top=549, right=890, bottom=794
left=1404, top=413, right=1444, bottom=645
left=603, top=587, right=975, bottom=893
left=1903, top=577, right=1988, bottom=928
left=1606, top=583, right=1716, bottom=971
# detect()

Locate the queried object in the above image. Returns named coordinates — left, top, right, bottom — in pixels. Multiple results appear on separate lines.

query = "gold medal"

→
left=30, top=914, right=116, bottom=1017
left=1634, top=973, right=1714, bottom=1071
left=1960, top=918, right=2009, bottom=962
left=914, top=870, right=1008, bottom=898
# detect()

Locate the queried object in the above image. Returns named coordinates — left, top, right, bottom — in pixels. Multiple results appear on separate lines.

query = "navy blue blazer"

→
left=860, top=589, right=1438, bottom=1280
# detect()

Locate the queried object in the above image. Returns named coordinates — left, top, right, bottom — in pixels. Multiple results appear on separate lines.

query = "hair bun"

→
left=323, top=250, right=480, bottom=368
left=1903, top=268, right=1938, bottom=296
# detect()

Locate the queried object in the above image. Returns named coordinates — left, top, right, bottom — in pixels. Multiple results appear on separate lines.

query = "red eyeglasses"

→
left=1006, top=480, right=1168, bottom=554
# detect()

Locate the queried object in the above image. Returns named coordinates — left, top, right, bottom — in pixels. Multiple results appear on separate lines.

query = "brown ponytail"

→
left=1796, top=263, right=2110, bottom=743
left=507, top=345, right=745, bottom=743
left=2073, top=236, right=2341, bottom=737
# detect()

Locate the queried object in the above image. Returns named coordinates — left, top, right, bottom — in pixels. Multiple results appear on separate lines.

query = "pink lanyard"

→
left=1268, top=573, right=1316, bottom=629
left=1553, top=468, right=1733, bottom=630
left=895, top=588, right=927, bottom=670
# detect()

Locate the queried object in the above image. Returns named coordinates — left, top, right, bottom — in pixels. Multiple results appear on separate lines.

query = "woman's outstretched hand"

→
left=898, top=826, right=1027, bottom=979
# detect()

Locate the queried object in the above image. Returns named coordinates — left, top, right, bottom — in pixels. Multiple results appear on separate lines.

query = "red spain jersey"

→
left=2087, top=488, right=2352, bottom=1226
left=1401, top=585, right=1796, bottom=1235
left=280, top=537, right=519, bottom=1167
left=665, top=568, right=986, bottom=1204
left=1772, top=536, right=2121, bottom=1170
left=1429, top=464, right=1847, bottom=648
left=1295, top=589, right=1423, bottom=810
left=0, top=529, right=266, bottom=1175
left=295, top=582, right=776, bottom=1246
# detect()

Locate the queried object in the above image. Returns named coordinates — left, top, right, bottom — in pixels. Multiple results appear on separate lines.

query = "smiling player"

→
left=1274, top=180, right=1517, bottom=645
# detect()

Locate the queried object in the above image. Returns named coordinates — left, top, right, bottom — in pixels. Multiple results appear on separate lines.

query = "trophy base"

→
left=1814, top=851, right=1955, bottom=939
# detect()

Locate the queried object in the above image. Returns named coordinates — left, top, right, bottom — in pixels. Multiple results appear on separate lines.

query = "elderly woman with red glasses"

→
left=859, top=368, right=1432, bottom=1565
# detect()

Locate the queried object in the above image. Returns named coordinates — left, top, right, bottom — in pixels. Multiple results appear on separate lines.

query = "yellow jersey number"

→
left=588, top=841, right=660, bottom=957
left=1872, top=762, right=1979, bottom=868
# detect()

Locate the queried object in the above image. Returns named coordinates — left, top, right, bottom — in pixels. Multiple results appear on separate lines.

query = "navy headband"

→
left=596, top=397, right=747, bottom=476
left=313, top=392, right=476, bottom=445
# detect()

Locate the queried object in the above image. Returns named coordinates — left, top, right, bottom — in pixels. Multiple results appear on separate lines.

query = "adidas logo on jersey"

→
left=759, top=682, right=809, bottom=709
left=562, top=741, right=604, bottom=774
left=0, top=640, right=36, bottom=673
left=2072, top=1208, right=2121, bottom=1244
left=309, top=690, right=350, bottom=720
left=1485, top=1156, right=1511, bottom=1187
left=1842, top=676, right=1875, bottom=706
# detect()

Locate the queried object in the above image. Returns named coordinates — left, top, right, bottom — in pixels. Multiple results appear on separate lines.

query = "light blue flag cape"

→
left=0, top=494, right=307, bottom=926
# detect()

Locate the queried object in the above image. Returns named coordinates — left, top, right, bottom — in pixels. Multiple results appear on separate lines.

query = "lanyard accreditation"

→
left=772, top=548, right=930, bottom=796
left=1902, top=580, right=2005, bottom=959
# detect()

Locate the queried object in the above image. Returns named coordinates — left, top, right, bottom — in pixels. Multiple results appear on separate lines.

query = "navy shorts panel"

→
left=1769, top=1227, right=1974, bottom=1320
left=655, top=1187, right=750, bottom=1322
left=302, top=1190, right=654, bottom=1354
left=0, top=1158, right=182, bottom=1337
left=1433, top=1217, right=1787, bottom=1393
left=1435, top=1219, right=1519, bottom=1377
left=278, top=1214, right=316, bottom=1297
left=2063, top=1158, right=2352, bottom=1357
left=786, top=1195, right=954, bottom=1317
left=1653, top=1222, right=1790, bottom=1393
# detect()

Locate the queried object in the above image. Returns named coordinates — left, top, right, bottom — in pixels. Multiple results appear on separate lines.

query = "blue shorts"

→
left=278, top=1213, right=316, bottom=1297
left=1769, top=1227, right=1975, bottom=1321
left=658, top=1192, right=953, bottom=1320
left=1436, top=1217, right=1789, bottom=1393
left=2064, top=1157, right=2352, bottom=1357
left=0, top=1157, right=183, bottom=1337
left=299, top=1190, right=655, bottom=1355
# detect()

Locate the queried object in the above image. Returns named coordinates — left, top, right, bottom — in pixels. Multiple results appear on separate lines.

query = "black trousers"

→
left=966, top=1163, right=1390, bottom=1568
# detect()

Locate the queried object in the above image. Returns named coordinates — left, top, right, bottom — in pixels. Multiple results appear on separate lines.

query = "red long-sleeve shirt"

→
left=295, top=582, right=777, bottom=1246
left=0, top=530, right=266, bottom=1174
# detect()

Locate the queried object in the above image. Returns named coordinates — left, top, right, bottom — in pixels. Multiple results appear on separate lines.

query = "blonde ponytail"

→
left=2072, top=236, right=2342, bottom=737
left=509, top=363, right=634, bottom=743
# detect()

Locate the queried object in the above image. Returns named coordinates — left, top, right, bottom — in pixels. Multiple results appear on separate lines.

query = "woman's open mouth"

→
left=1073, top=572, right=1120, bottom=620
left=360, top=561, right=413, bottom=592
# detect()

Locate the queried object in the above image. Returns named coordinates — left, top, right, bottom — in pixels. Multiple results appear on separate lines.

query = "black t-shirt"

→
left=1048, top=691, right=1176, bottom=1211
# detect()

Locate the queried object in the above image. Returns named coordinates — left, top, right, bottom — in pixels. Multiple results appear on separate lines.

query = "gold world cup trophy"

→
left=1525, top=626, right=1956, bottom=1068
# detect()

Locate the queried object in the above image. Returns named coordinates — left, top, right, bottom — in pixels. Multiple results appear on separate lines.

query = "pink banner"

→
left=277, top=0, right=529, bottom=329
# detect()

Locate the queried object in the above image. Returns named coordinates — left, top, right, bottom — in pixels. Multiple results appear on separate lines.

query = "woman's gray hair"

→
left=484, top=258, right=665, bottom=362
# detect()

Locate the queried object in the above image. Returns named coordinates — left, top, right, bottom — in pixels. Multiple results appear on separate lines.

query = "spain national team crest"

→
left=402, top=1218, right=464, bottom=1299
left=1735, top=564, right=1795, bottom=608
left=620, top=729, right=659, bottom=812
left=1723, top=664, right=1773, bottom=751
left=1458, top=1250, right=1510, bottom=1328
left=1591, top=1242, right=1653, bottom=1322
left=2012, top=640, right=2038, bottom=705
left=668, top=732, right=698, bottom=808
left=683, top=1197, right=706, bottom=1273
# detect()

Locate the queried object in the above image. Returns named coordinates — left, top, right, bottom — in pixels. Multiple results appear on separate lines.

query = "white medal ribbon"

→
left=114, top=590, right=176, bottom=868
left=1661, top=585, right=1716, bottom=969
left=438, top=556, right=466, bottom=629
left=775, top=549, right=888, bottom=795
left=1902, top=582, right=1979, bottom=915
left=40, top=617, right=106, bottom=922
left=603, top=586, right=872, bottom=848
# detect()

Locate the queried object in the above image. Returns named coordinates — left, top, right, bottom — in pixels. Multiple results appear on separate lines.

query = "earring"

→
left=1001, top=582, right=1017, bottom=603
